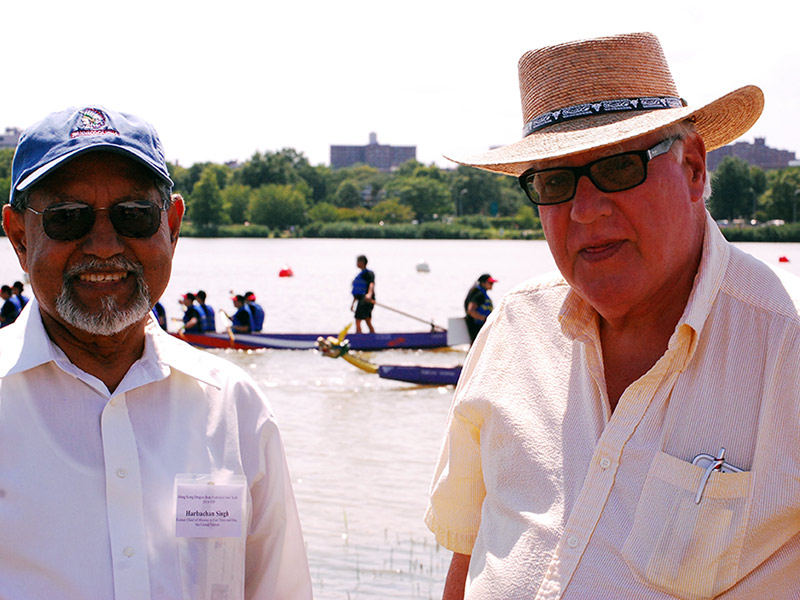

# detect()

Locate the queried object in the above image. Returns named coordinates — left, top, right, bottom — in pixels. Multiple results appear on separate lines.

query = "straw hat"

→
left=447, top=32, right=764, bottom=176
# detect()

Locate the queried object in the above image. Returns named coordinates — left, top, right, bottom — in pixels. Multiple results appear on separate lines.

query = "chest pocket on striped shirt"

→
left=621, top=451, right=752, bottom=600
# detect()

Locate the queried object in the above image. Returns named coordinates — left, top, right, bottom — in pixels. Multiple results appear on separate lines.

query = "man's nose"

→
left=80, top=209, right=125, bottom=257
left=569, top=174, right=613, bottom=224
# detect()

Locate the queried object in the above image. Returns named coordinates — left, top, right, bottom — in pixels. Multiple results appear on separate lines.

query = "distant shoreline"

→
left=176, top=222, right=800, bottom=242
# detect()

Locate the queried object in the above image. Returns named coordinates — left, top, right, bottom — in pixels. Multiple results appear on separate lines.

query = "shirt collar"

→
left=0, top=298, right=220, bottom=390
left=559, top=211, right=729, bottom=364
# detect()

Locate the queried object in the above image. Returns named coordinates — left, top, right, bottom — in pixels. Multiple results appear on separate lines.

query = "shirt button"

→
left=117, top=468, right=128, bottom=478
left=567, top=536, right=579, bottom=548
left=109, top=398, right=118, bottom=407
left=599, top=457, right=611, bottom=469
left=123, top=546, right=135, bottom=557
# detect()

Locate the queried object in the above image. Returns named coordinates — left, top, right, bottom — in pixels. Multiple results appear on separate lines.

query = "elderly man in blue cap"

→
left=0, top=106, right=312, bottom=599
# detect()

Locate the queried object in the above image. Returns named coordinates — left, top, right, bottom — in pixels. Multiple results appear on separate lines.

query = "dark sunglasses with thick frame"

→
left=517, top=137, right=679, bottom=206
left=27, top=199, right=168, bottom=241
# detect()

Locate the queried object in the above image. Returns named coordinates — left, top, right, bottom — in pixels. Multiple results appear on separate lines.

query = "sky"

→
left=2, top=0, right=798, bottom=170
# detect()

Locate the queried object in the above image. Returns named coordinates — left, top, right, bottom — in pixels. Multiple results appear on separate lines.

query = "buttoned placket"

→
left=534, top=325, right=694, bottom=600
left=101, top=392, right=152, bottom=600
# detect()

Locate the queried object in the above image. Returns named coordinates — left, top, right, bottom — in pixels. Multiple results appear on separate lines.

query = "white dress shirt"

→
left=0, top=300, right=312, bottom=599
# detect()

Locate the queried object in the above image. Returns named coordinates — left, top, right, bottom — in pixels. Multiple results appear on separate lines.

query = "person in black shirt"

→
left=464, top=274, right=496, bottom=343
left=179, top=293, right=204, bottom=333
left=0, top=285, right=20, bottom=328
left=350, top=255, right=376, bottom=333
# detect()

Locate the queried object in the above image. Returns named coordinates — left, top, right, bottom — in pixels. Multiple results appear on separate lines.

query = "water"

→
left=1, top=236, right=799, bottom=599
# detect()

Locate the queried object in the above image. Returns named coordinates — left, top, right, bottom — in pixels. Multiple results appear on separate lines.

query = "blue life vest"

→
left=8, top=296, right=22, bottom=313
left=465, top=285, right=493, bottom=319
left=193, top=302, right=208, bottom=331
left=351, top=269, right=370, bottom=297
left=248, top=302, right=264, bottom=331
left=200, top=304, right=216, bottom=331
left=152, top=302, right=167, bottom=329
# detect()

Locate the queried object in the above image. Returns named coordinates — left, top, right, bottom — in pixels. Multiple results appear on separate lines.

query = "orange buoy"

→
left=779, top=256, right=790, bottom=263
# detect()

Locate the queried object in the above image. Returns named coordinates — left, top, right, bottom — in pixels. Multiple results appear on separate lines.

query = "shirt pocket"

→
left=621, top=451, right=751, bottom=600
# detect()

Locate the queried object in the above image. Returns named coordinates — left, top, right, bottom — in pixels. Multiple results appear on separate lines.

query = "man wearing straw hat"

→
left=426, top=33, right=800, bottom=599
left=0, top=106, right=311, bottom=598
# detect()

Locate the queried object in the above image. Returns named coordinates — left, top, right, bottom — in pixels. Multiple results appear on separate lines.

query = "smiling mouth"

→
left=78, top=272, right=129, bottom=283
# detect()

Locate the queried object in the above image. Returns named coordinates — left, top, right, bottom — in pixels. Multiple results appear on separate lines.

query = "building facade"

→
left=707, top=137, right=796, bottom=171
left=0, top=127, right=21, bottom=149
left=330, top=132, right=416, bottom=171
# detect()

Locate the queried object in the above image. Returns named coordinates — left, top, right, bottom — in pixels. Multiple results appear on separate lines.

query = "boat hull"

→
left=174, top=330, right=449, bottom=351
left=377, top=365, right=462, bottom=386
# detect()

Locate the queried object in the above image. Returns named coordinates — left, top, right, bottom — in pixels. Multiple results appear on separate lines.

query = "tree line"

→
left=1, top=147, right=798, bottom=238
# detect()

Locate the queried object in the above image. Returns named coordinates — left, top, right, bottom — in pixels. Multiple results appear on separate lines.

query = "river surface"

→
left=1, top=236, right=798, bottom=599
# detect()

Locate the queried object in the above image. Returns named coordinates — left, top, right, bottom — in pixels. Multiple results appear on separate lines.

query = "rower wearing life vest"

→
left=244, top=291, right=264, bottom=332
left=231, top=295, right=253, bottom=333
left=179, top=293, right=205, bottom=333
left=350, top=254, right=376, bottom=333
left=464, top=273, right=496, bottom=343
left=196, top=290, right=216, bottom=332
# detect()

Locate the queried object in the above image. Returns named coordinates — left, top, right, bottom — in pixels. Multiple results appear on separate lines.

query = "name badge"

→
left=175, top=474, right=246, bottom=538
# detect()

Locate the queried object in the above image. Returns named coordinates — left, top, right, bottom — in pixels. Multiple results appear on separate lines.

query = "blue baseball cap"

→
left=10, top=106, right=173, bottom=206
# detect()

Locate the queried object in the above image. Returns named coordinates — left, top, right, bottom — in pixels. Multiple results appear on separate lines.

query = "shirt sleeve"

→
left=424, top=326, right=491, bottom=555
left=244, top=414, right=312, bottom=599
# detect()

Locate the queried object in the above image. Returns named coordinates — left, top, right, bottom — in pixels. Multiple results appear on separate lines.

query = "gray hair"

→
left=661, top=120, right=713, bottom=202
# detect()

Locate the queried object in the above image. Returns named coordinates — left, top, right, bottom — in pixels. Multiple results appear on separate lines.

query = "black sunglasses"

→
left=27, top=200, right=167, bottom=241
left=518, top=137, right=679, bottom=206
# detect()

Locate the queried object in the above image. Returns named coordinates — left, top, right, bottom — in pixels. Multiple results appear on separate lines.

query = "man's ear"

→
left=2, top=205, right=28, bottom=272
left=682, top=132, right=708, bottom=204
left=167, top=193, right=185, bottom=246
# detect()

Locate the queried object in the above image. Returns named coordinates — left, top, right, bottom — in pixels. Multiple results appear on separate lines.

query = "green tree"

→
left=385, top=176, right=453, bottom=222
left=335, top=180, right=363, bottom=208
left=708, top=157, right=764, bottom=221
left=221, top=183, right=252, bottom=224
left=0, top=148, right=14, bottom=205
left=0, top=148, right=14, bottom=179
left=515, top=205, right=541, bottom=230
left=307, top=201, right=339, bottom=223
left=369, top=198, right=414, bottom=223
left=761, top=167, right=800, bottom=222
left=249, top=184, right=307, bottom=229
left=449, top=165, right=502, bottom=216
left=167, top=162, right=192, bottom=196
left=189, top=166, right=227, bottom=229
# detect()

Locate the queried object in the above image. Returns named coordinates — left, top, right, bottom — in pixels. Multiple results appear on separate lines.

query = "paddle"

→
left=373, top=302, right=446, bottom=332
left=217, top=309, right=236, bottom=347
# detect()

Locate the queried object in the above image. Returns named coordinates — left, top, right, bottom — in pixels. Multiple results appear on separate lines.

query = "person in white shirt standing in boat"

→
left=426, top=32, right=800, bottom=600
left=0, top=105, right=311, bottom=599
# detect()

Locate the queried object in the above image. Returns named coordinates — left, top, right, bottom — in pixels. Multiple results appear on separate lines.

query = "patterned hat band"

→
left=522, top=96, right=687, bottom=137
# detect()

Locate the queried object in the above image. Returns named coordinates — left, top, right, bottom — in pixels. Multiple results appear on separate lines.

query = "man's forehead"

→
left=529, top=130, right=668, bottom=170
left=31, top=152, right=159, bottom=197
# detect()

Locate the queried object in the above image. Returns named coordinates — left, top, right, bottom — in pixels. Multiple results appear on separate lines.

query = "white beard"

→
left=55, top=257, right=152, bottom=337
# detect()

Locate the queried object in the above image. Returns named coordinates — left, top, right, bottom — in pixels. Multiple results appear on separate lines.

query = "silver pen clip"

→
left=694, top=447, right=726, bottom=505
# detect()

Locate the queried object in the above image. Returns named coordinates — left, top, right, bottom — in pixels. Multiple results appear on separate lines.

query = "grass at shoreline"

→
left=178, top=222, right=800, bottom=242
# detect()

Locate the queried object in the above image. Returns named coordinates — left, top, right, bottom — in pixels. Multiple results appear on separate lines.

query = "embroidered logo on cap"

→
left=70, top=108, right=120, bottom=139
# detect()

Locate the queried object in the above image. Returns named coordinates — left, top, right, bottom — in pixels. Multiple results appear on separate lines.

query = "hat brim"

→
left=16, top=142, right=173, bottom=192
left=445, top=85, right=764, bottom=176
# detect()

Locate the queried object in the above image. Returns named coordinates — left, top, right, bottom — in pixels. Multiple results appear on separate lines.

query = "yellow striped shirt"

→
left=426, top=213, right=800, bottom=599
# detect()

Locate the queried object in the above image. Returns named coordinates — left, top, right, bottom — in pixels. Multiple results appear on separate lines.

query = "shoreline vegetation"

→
left=178, top=220, right=800, bottom=243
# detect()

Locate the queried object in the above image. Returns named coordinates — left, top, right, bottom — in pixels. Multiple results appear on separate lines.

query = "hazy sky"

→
left=3, top=0, right=797, bottom=169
